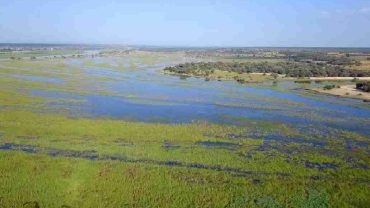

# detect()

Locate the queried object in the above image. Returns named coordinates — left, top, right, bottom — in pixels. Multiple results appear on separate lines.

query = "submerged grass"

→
left=0, top=109, right=369, bottom=207
left=0, top=151, right=331, bottom=208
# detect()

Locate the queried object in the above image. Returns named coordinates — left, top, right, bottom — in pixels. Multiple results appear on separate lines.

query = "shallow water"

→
left=29, top=57, right=370, bottom=136
left=13, top=74, right=64, bottom=85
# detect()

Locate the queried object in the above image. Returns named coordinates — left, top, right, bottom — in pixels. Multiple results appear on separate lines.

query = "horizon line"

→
left=1, top=42, right=370, bottom=49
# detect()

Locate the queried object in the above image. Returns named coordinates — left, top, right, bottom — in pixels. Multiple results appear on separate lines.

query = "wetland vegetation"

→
left=164, top=61, right=370, bottom=81
left=0, top=45, right=369, bottom=207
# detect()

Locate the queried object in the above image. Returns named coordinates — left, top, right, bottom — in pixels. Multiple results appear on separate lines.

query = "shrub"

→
left=323, top=84, right=336, bottom=90
left=356, top=81, right=370, bottom=92
left=295, top=80, right=311, bottom=84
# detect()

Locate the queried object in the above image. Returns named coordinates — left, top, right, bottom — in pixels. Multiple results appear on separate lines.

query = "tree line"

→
left=164, top=62, right=370, bottom=78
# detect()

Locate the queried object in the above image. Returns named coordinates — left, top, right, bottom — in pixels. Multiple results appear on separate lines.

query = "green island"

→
left=163, top=51, right=370, bottom=101
left=164, top=61, right=370, bottom=82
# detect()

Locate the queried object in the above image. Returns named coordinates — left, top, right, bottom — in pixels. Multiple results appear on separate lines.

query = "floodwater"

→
left=27, top=57, right=370, bottom=136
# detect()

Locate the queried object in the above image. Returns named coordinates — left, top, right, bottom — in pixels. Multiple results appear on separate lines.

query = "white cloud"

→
left=320, top=7, right=370, bottom=18
left=320, top=11, right=330, bottom=16
left=359, top=7, right=370, bottom=14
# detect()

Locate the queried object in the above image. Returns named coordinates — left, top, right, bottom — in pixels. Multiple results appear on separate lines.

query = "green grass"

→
left=0, top=53, right=369, bottom=207
left=0, top=109, right=369, bottom=207
left=0, top=49, right=82, bottom=59
left=1, top=151, right=344, bottom=208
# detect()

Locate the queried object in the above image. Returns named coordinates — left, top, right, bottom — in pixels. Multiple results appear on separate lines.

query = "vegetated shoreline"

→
left=166, top=67, right=370, bottom=101
left=309, top=85, right=370, bottom=102
left=309, top=77, right=370, bottom=81
left=162, top=70, right=281, bottom=83
left=164, top=62, right=370, bottom=77
left=164, top=70, right=370, bottom=82
left=163, top=62, right=370, bottom=101
left=163, top=61, right=370, bottom=84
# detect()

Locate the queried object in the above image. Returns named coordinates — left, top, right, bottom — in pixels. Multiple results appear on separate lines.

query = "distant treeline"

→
left=164, top=62, right=370, bottom=77
left=283, top=51, right=361, bottom=65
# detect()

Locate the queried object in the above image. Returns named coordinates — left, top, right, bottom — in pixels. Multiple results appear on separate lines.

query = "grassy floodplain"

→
left=0, top=51, right=369, bottom=207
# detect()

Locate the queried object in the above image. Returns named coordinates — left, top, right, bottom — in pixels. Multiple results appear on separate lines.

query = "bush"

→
left=271, top=73, right=279, bottom=79
left=294, top=80, right=311, bottom=84
left=323, top=84, right=336, bottom=90
left=356, top=81, right=370, bottom=92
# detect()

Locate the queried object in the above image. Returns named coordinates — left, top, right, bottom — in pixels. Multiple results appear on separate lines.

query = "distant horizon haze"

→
left=1, top=0, right=370, bottom=47
left=1, top=43, right=370, bottom=49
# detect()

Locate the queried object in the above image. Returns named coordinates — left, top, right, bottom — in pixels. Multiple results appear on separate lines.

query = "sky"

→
left=0, top=0, right=370, bottom=47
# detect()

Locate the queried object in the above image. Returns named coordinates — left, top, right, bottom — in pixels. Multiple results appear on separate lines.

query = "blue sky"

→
left=0, top=0, right=370, bottom=47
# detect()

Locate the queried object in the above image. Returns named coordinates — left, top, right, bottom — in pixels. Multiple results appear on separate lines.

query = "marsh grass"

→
left=0, top=109, right=369, bottom=207
left=0, top=53, right=369, bottom=207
